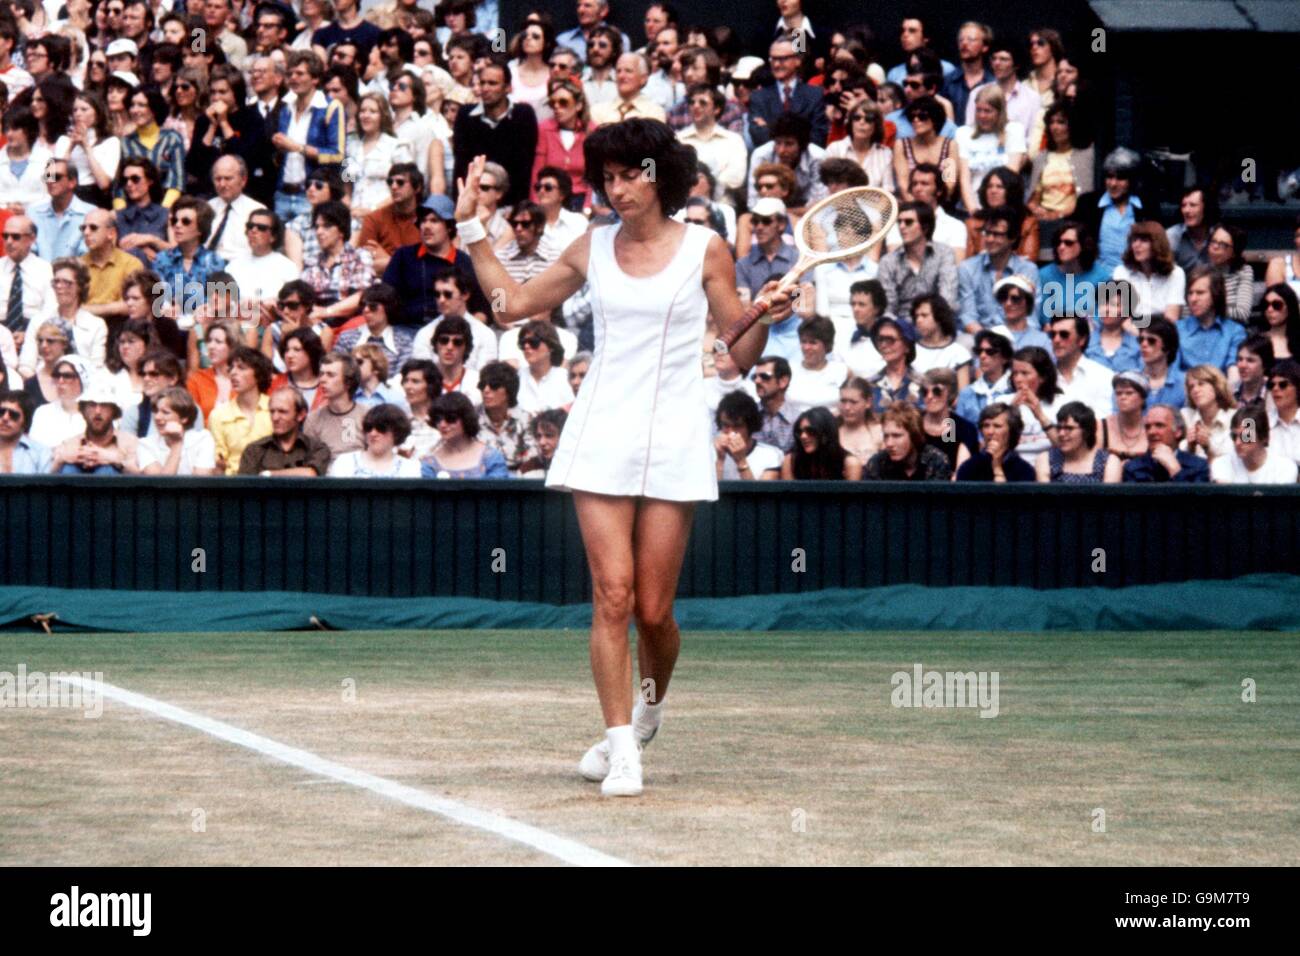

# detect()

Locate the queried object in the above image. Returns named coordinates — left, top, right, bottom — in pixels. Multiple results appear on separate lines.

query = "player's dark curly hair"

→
left=583, top=118, right=696, bottom=217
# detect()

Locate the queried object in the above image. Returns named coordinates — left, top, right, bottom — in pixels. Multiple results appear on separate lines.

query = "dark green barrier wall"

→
left=2, top=477, right=1297, bottom=600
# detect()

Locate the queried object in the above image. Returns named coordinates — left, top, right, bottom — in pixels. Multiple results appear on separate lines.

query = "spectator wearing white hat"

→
left=29, top=356, right=91, bottom=450
left=736, top=196, right=804, bottom=366
left=989, top=274, right=1051, bottom=352
left=106, top=38, right=140, bottom=77
left=50, top=375, right=141, bottom=475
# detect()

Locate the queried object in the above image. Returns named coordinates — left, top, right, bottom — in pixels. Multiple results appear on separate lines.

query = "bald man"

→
left=590, top=53, right=668, bottom=126
left=207, top=155, right=267, bottom=263
left=81, top=209, right=143, bottom=318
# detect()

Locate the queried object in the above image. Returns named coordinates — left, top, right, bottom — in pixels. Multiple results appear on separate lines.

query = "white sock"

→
left=634, top=699, right=663, bottom=738
left=606, top=724, right=637, bottom=760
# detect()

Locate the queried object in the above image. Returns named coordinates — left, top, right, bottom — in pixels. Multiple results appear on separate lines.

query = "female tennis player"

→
left=455, top=119, right=791, bottom=796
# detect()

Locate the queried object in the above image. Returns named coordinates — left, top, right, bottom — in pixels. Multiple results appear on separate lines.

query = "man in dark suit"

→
left=747, top=35, right=828, bottom=150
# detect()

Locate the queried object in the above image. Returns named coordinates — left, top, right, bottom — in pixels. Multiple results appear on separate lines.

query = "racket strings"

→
left=798, top=191, right=896, bottom=258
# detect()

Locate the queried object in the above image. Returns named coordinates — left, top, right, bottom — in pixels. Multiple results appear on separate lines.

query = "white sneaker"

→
left=600, top=748, right=643, bottom=797
left=578, top=706, right=662, bottom=781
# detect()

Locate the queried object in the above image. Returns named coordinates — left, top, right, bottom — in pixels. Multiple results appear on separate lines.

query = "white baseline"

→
left=56, top=676, right=631, bottom=868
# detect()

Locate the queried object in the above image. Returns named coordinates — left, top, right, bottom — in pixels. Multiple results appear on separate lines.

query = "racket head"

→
left=793, top=186, right=898, bottom=264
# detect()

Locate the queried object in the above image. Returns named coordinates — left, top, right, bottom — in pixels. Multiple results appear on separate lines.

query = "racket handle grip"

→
left=713, top=298, right=772, bottom=355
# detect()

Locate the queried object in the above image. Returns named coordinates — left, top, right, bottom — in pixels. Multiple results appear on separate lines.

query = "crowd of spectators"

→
left=0, top=0, right=1297, bottom=486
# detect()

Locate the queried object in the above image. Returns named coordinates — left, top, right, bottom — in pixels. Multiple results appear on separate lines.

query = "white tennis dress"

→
left=546, top=222, right=718, bottom=501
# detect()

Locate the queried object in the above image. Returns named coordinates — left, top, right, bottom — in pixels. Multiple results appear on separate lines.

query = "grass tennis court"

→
left=1, top=628, right=1296, bottom=866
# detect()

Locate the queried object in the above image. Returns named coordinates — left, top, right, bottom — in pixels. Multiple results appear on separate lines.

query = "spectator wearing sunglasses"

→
left=513, top=319, right=574, bottom=417
left=919, top=368, right=979, bottom=474
left=329, top=402, right=421, bottom=477
left=0, top=389, right=51, bottom=474
left=532, top=79, right=595, bottom=210
left=1039, top=221, right=1111, bottom=331
left=877, top=201, right=957, bottom=324
left=472, top=360, right=542, bottom=476
left=1138, top=317, right=1186, bottom=410
left=332, top=283, right=414, bottom=377
left=494, top=199, right=561, bottom=323
left=1210, top=405, right=1299, bottom=484
left=957, top=206, right=1039, bottom=335
left=426, top=315, right=478, bottom=402
left=1259, top=283, right=1299, bottom=363
left=955, top=329, right=1013, bottom=423
left=988, top=275, right=1050, bottom=352
left=113, top=158, right=170, bottom=266
left=751, top=355, right=796, bottom=453
left=1049, top=315, right=1115, bottom=419
left=226, top=209, right=297, bottom=311
left=30, top=158, right=94, bottom=262
left=411, top=269, right=498, bottom=368
left=355, top=163, right=424, bottom=275
left=421, top=391, right=510, bottom=479
left=1264, top=360, right=1300, bottom=466
left=151, top=197, right=227, bottom=318
left=533, top=167, right=589, bottom=252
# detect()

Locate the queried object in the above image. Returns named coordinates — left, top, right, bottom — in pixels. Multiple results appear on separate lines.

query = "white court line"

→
left=56, top=676, right=632, bottom=868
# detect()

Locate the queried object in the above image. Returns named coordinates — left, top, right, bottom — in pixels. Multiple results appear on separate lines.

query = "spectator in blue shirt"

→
left=1178, top=266, right=1246, bottom=373
left=1074, top=147, right=1153, bottom=273
left=955, top=329, right=1014, bottom=422
left=1121, top=404, right=1210, bottom=482
left=940, top=22, right=994, bottom=124
left=1087, top=277, right=1142, bottom=372
left=29, top=158, right=94, bottom=262
left=736, top=196, right=804, bottom=365
left=0, top=389, right=52, bottom=474
left=1038, top=221, right=1112, bottom=327
left=1139, top=317, right=1186, bottom=409
left=152, top=197, right=227, bottom=317
left=958, top=207, right=1039, bottom=335
left=887, top=57, right=960, bottom=139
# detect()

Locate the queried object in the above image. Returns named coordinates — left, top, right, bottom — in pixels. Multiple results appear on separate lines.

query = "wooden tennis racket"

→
left=714, top=186, right=898, bottom=354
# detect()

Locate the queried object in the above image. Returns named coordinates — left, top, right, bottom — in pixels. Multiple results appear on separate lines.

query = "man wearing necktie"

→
left=747, top=35, right=828, bottom=150
left=205, top=156, right=268, bottom=263
left=0, top=216, right=53, bottom=359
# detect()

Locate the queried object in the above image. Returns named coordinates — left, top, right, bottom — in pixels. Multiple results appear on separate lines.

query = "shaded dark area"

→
left=2, top=477, right=1297, bottom=598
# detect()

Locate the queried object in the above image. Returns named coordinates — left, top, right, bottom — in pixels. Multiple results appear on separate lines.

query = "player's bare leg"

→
left=572, top=491, right=643, bottom=795
left=631, top=497, right=695, bottom=738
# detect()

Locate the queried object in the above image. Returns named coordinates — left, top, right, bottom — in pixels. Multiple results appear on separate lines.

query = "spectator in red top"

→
left=531, top=77, right=593, bottom=209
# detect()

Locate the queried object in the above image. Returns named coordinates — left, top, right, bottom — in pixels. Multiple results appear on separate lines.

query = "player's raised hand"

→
left=455, top=155, right=487, bottom=222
